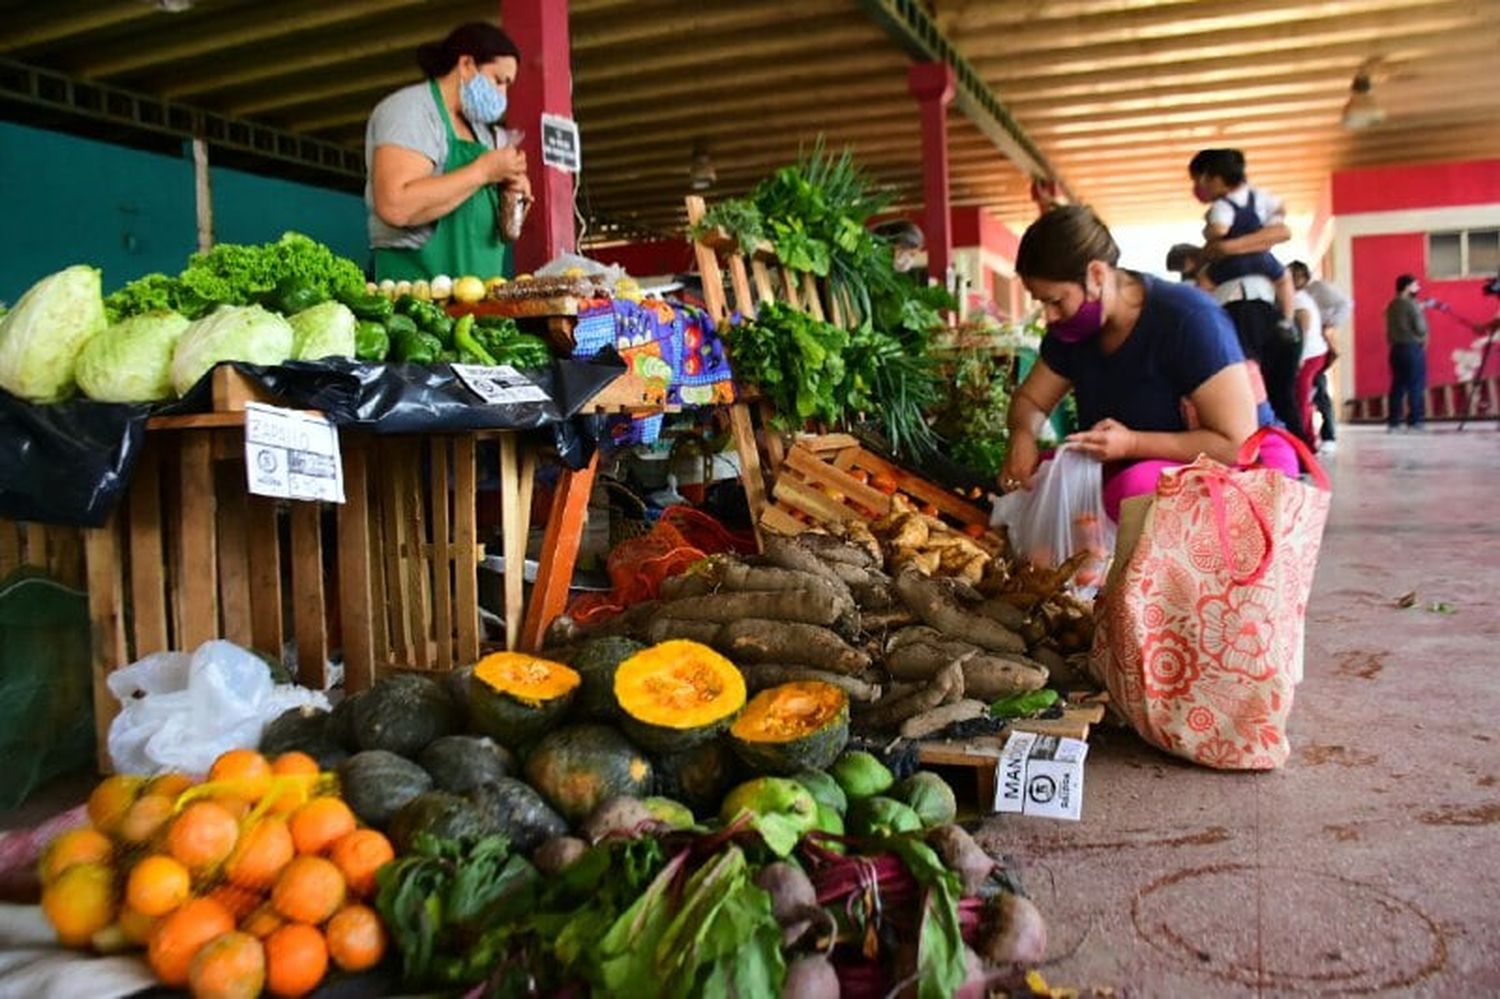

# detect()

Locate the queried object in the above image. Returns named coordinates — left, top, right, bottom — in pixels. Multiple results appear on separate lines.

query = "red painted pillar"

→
left=908, top=62, right=955, bottom=286
left=506, top=0, right=576, bottom=272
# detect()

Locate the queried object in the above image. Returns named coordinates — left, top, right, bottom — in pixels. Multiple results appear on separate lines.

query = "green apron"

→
left=373, top=80, right=512, bottom=282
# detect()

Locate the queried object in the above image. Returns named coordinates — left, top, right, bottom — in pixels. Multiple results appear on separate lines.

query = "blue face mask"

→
left=460, top=70, right=507, bottom=126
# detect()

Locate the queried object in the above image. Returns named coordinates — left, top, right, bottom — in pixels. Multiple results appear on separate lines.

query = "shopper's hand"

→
left=1066, top=418, right=1138, bottom=462
left=477, top=147, right=527, bottom=184
left=1200, top=239, right=1226, bottom=262
left=999, top=434, right=1039, bottom=492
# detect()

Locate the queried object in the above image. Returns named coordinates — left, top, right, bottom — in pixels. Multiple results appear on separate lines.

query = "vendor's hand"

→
left=477, top=147, right=527, bottom=185
left=1066, top=418, right=1138, bottom=462
left=999, top=435, right=1039, bottom=492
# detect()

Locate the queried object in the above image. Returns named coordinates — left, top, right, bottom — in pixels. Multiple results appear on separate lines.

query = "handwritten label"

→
left=244, top=403, right=344, bottom=503
left=541, top=113, right=580, bottom=173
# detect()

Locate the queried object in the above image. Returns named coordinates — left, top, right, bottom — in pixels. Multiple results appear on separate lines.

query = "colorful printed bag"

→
left=1088, top=428, right=1331, bottom=770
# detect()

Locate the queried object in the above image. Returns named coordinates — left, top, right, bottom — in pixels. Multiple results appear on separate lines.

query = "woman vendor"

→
left=999, top=205, right=1300, bottom=521
left=365, top=22, right=529, bottom=282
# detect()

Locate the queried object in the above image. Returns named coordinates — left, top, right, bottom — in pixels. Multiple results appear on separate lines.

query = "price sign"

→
left=541, top=113, right=580, bottom=173
left=244, top=403, right=344, bottom=503
left=451, top=364, right=551, bottom=406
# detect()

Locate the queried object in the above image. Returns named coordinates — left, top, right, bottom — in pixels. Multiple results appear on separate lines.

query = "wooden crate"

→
left=0, top=520, right=85, bottom=588
left=759, top=434, right=989, bottom=537
left=83, top=423, right=499, bottom=770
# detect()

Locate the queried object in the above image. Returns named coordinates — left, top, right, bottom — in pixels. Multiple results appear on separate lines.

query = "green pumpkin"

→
left=259, top=705, right=346, bottom=769
left=419, top=735, right=515, bottom=794
left=338, top=750, right=433, bottom=829
left=729, top=681, right=849, bottom=775
left=893, top=771, right=957, bottom=828
left=387, top=791, right=498, bottom=852
left=353, top=674, right=459, bottom=757
left=568, top=637, right=645, bottom=720
left=613, top=641, right=747, bottom=753
left=652, top=739, right=739, bottom=817
left=467, top=652, right=581, bottom=748
left=523, top=724, right=654, bottom=822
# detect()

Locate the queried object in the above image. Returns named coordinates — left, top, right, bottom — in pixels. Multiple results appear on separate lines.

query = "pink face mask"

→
left=1047, top=296, right=1104, bottom=343
left=1192, top=182, right=1215, bottom=204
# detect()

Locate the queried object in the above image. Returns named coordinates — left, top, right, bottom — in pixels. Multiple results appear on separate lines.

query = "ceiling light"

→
left=1341, top=70, right=1385, bottom=129
left=145, top=0, right=195, bottom=12
left=689, top=144, right=716, bottom=191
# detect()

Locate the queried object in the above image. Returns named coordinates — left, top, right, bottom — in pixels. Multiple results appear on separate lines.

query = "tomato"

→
left=963, top=524, right=987, bottom=539
left=871, top=473, right=899, bottom=495
left=851, top=469, right=871, bottom=485
left=920, top=503, right=940, bottom=517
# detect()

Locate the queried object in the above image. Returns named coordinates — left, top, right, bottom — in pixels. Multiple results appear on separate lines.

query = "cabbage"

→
left=170, top=304, right=294, bottom=396
left=0, top=265, right=107, bottom=402
left=288, top=301, right=357, bottom=361
left=75, top=311, right=191, bottom=402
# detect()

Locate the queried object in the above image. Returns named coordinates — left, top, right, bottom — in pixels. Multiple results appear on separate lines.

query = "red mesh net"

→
left=567, top=506, right=754, bottom=626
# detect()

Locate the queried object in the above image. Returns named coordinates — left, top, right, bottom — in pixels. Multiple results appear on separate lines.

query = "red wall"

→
left=586, top=240, right=696, bottom=277
left=1349, top=232, right=1495, bottom=398
left=1333, top=159, right=1500, bottom=215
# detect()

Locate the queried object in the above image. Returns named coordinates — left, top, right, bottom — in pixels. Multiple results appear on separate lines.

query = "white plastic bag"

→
left=991, top=446, right=1115, bottom=593
left=106, top=640, right=328, bottom=775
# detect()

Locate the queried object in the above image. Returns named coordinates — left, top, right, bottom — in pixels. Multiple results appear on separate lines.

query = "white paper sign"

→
left=244, top=403, right=344, bottom=503
left=994, top=731, right=1089, bottom=821
left=541, top=113, right=580, bottom=173
left=451, top=364, right=551, bottom=406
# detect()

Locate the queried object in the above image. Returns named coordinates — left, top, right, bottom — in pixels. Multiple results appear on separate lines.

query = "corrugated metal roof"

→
left=4, top=0, right=1498, bottom=238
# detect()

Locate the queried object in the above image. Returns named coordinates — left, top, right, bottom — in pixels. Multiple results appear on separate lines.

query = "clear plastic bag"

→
left=106, top=640, right=327, bottom=775
left=990, top=446, right=1115, bottom=593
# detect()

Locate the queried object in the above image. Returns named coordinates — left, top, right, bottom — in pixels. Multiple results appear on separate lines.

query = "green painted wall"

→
left=0, top=121, right=367, bottom=304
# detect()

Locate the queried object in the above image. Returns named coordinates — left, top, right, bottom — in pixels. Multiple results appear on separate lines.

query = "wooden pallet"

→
left=759, top=435, right=989, bottom=536
left=916, top=701, right=1107, bottom=814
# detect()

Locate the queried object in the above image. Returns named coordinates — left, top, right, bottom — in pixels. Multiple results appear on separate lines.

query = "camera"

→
left=1484, top=274, right=1500, bottom=297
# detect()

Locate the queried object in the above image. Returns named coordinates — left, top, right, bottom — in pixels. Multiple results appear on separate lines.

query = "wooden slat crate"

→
left=760, top=435, right=990, bottom=536
left=84, top=425, right=494, bottom=770
left=0, top=519, right=85, bottom=589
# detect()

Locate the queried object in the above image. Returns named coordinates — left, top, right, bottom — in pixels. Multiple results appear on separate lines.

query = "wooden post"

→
left=519, top=450, right=598, bottom=651
left=499, top=433, right=526, bottom=650
left=127, top=445, right=169, bottom=656
left=430, top=439, right=453, bottom=671
left=192, top=134, right=213, bottom=253
left=909, top=62, right=956, bottom=285
left=508, top=0, right=576, bottom=272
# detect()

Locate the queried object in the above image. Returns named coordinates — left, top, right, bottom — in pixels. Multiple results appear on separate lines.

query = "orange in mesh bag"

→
left=40, top=747, right=390, bottom=994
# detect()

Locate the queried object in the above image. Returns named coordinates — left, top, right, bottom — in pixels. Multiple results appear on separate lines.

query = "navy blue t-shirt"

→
left=1040, top=274, right=1277, bottom=430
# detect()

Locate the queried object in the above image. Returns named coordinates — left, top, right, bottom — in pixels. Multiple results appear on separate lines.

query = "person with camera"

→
left=1384, top=274, right=1430, bottom=432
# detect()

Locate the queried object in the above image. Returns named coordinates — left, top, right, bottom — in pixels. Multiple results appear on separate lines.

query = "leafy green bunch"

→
left=723, top=301, right=849, bottom=427
left=105, top=232, right=367, bottom=322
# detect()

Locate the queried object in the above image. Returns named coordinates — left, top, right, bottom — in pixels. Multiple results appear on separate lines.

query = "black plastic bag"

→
left=0, top=388, right=149, bottom=527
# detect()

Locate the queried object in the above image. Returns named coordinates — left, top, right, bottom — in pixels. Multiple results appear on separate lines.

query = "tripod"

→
left=1431, top=301, right=1500, bottom=431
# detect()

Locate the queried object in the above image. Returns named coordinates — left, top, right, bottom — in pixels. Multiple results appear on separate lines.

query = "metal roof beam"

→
left=853, top=0, right=1066, bottom=197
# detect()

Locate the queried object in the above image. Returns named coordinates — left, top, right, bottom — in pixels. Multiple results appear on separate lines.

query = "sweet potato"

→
left=887, top=513, right=930, bottom=551
left=646, top=618, right=724, bottom=646
left=739, top=664, right=881, bottom=702
left=858, top=657, right=966, bottom=732
left=886, top=637, right=1049, bottom=699
left=900, top=698, right=989, bottom=739
left=653, top=590, right=845, bottom=627
left=975, top=597, right=1029, bottom=632
left=719, top=619, right=872, bottom=675
left=895, top=571, right=1027, bottom=654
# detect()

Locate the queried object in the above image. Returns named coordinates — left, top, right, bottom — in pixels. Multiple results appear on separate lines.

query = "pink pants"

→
left=1296, top=355, right=1330, bottom=451
left=1101, top=431, right=1302, bottom=522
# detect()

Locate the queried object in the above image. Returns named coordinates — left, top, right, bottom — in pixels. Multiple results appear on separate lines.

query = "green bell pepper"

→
left=342, top=291, right=395, bottom=322
left=354, top=321, right=390, bottom=362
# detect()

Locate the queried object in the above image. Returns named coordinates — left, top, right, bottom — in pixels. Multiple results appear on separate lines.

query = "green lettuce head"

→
left=171, top=304, right=294, bottom=396
left=0, top=265, right=108, bottom=402
left=76, top=311, right=191, bottom=402
left=288, top=301, right=357, bottom=361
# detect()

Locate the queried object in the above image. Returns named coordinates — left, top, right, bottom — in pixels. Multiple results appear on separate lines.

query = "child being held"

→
left=1188, top=148, right=1296, bottom=332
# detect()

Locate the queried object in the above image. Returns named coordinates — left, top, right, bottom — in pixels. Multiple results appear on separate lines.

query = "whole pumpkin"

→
left=523, top=725, right=652, bottom=822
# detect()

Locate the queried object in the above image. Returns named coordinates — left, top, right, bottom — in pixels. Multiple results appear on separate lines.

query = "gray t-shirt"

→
left=364, top=81, right=496, bottom=251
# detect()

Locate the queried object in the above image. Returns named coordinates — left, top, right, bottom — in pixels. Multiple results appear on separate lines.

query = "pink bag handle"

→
left=1237, top=426, right=1331, bottom=490
left=1203, top=468, right=1275, bottom=585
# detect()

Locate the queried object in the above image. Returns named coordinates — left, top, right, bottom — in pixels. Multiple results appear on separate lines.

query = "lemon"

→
left=452, top=276, right=487, bottom=304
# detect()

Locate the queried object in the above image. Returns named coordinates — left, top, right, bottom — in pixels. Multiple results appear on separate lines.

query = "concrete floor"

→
left=978, top=424, right=1500, bottom=997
